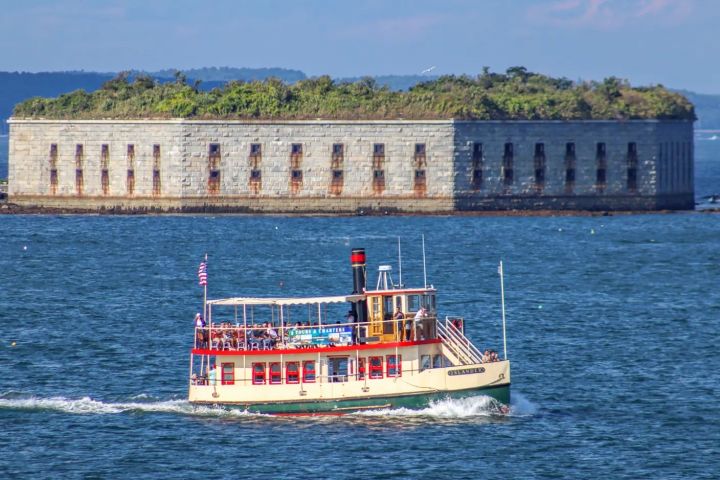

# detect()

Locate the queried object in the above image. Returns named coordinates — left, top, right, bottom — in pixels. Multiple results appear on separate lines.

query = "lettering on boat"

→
left=447, top=367, right=486, bottom=376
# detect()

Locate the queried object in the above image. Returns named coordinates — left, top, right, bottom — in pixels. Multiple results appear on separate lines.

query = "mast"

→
left=499, top=260, right=508, bottom=360
left=421, top=234, right=427, bottom=288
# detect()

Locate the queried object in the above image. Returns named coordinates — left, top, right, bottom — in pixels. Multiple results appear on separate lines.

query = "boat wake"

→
left=355, top=392, right=537, bottom=419
left=0, top=392, right=257, bottom=417
left=0, top=391, right=537, bottom=420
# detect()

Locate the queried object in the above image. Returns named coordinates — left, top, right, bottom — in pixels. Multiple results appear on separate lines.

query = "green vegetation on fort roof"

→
left=13, top=67, right=695, bottom=121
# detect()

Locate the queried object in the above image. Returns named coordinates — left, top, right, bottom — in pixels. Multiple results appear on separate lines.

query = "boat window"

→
left=383, top=296, right=393, bottom=315
left=369, top=356, right=383, bottom=379
left=422, top=294, right=436, bottom=312
left=328, top=357, right=349, bottom=383
left=371, top=297, right=380, bottom=319
left=420, top=355, right=431, bottom=372
left=286, top=362, right=300, bottom=384
left=408, top=295, right=420, bottom=312
left=386, top=355, right=402, bottom=377
left=358, top=358, right=366, bottom=380
left=303, top=361, right=316, bottom=383
left=221, top=362, right=235, bottom=385
left=432, top=354, right=443, bottom=369
left=395, top=296, right=403, bottom=310
left=269, top=362, right=282, bottom=384
left=252, top=362, right=266, bottom=385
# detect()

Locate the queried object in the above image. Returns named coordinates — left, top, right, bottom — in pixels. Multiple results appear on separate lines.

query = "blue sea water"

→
left=0, top=140, right=718, bottom=479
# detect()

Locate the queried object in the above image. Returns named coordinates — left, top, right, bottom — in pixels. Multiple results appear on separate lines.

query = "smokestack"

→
left=350, top=248, right=367, bottom=324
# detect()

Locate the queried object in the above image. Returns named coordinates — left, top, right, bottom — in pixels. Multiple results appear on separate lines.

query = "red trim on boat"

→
left=191, top=339, right=441, bottom=356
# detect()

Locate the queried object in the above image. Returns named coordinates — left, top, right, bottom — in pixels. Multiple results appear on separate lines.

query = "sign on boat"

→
left=187, top=246, right=512, bottom=415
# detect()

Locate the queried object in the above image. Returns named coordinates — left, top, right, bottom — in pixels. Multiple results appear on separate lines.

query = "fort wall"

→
left=8, top=119, right=694, bottom=213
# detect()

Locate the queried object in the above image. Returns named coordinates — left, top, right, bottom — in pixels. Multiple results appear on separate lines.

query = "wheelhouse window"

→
left=286, top=362, right=300, bottom=384
left=269, top=362, right=282, bottom=384
left=369, top=356, right=383, bottom=379
left=302, top=360, right=316, bottom=383
left=387, top=355, right=402, bottom=377
left=221, top=362, right=235, bottom=385
left=252, top=362, right=266, bottom=385
left=432, top=354, right=443, bottom=369
left=408, top=295, right=420, bottom=312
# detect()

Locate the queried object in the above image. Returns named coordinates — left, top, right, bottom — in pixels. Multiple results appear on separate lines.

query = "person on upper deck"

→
left=394, top=307, right=405, bottom=341
left=414, top=307, right=427, bottom=341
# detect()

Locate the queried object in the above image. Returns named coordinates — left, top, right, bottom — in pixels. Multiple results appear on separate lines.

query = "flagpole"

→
left=499, top=260, right=508, bottom=361
left=203, top=253, right=208, bottom=324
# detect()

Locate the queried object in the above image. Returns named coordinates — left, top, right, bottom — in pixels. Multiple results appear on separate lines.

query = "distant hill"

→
left=148, top=67, right=306, bottom=83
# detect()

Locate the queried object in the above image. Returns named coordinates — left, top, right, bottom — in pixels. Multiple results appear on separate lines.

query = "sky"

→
left=0, top=0, right=719, bottom=93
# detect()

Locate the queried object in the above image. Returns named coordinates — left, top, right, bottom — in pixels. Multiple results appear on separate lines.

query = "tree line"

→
left=13, top=67, right=695, bottom=121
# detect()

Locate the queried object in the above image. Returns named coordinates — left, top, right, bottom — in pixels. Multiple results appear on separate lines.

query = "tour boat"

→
left=187, top=248, right=511, bottom=414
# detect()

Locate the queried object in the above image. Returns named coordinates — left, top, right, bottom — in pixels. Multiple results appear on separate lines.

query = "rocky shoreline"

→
left=1, top=200, right=716, bottom=216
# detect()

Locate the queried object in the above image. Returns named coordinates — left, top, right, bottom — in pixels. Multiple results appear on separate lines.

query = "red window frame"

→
left=358, top=358, right=366, bottom=380
left=252, top=362, right=266, bottom=385
left=286, top=362, right=300, bottom=384
left=221, top=362, right=235, bottom=385
left=369, top=356, right=383, bottom=379
left=386, top=355, right=402, bottom=378
left=269, top=362, right=282, bottom=384
left=303, top=360, right=316, bottom=383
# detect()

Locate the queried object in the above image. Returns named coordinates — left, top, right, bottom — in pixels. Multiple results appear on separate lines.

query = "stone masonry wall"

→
left=8, top=119, right=694, bottom=212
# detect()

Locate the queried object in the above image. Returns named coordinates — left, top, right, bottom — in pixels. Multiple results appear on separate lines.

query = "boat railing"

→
left=193, top=316, right=438, bottom=351
left=437, top=317, right=484, bottom=365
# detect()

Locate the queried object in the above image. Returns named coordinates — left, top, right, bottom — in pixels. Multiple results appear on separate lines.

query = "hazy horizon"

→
left=0, top=1, right=718, bottom=94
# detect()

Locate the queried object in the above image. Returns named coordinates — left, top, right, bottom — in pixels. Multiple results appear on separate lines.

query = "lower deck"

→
left=188, top=341, right=510, bottom=411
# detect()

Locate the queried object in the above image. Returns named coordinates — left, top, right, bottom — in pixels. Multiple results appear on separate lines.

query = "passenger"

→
left=208, top=364, right=217, bottom=386
left=266, top=324, right=279, bottom=349
left=414, top=306, right=427, bottom=341
left=194, top=313, right=205, bottom=328
left=393, top=307, right=405, bottom=341
left=346, top=310, right=355, bottom=323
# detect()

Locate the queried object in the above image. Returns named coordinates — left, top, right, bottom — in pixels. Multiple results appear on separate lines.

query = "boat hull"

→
left=191, top=383, right=510, bottom=415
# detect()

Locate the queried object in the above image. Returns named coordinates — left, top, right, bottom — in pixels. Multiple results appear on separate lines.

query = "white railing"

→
left=436, top=317, right=484, bottom=365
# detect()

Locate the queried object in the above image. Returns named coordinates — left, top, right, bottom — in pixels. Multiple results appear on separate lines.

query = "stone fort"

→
left=8, top=118, right=694, bottom=212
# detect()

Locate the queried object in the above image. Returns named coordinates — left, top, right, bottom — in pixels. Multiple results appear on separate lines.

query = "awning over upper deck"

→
left=206, top=294, right=364, bottom=307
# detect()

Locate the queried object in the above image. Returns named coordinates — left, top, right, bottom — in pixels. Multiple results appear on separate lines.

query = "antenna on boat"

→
left=397, top=237, right=403, bottom=288
left=422, top=234, right=428, bottom=288
left=499, top=260, right=508, bottom=360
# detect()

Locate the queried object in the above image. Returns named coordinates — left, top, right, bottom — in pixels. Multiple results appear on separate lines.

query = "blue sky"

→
left=1, top=0, right=718, bottom=93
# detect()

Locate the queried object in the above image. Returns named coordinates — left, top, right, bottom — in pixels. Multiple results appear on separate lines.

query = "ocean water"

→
left=1, top=207, right=720, bottom=478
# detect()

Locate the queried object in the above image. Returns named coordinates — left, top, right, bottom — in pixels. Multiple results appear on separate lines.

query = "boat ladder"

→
left=436, top=318, right=485, bottom=365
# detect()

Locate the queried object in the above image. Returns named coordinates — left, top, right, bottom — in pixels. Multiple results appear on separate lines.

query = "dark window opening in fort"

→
left=250, top=143, right=262, bottom=156
left=101, top=144, right=110, bottom=195
left=127, top=170, right=135, bottom=195
left=373, top=143, right=385, bottom=193
left=534, top=143, right=546, bottom=192
left=332, top=143, right=344, bottom=169
left=595, top=142, right=607, bottom=191
left=250, top=168, right=262, bottom=194
left=627, top=142, right=638, bottom=193
left=75, top=144, right=84, bottom=195
left=126, top=144, right=135, bottom=195
left=472, top=142, right=483, bottom=190
left=503, top=142, right=514, bottom=187
left=330, top=169, right=344, bottom=195
left=290, top=143, right=303, bottom=169
left=373, top=169, right=385, bottom=194
left=414, top=143, right=426, bottom=173
left=49, top=144, right=58, bottom=194
left=565, top=142, right=576, bottom=193
left=414, top=169, right=427, bottom=196
left=208, top=143, right=221, bottom=195
left=290, top=169, right=303, bottom=194
left=152, top=144, right=161, bottom=196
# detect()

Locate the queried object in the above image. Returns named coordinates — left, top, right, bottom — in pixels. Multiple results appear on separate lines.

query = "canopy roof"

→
left=207, top=294, right=364, bottom=307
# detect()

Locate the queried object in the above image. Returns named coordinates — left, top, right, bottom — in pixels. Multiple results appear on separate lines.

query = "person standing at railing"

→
left=393, top=307, right=405, bottom=341
left=414, top=307, right=427, bottom=341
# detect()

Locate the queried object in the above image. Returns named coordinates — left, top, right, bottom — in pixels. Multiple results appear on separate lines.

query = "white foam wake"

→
left=0, top=394, right=260, bottom=417
left=355, top=395, right=504, bottom=418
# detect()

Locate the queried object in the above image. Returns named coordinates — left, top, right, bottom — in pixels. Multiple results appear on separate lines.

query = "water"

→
left=1, top=208, right=719, bottom=478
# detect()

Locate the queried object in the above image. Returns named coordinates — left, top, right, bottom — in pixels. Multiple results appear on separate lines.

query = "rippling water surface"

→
left=1, top=210, right=719, bottom=479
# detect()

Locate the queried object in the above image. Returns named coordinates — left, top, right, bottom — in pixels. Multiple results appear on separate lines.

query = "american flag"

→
left=198, top=261, right=208, bottom=286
